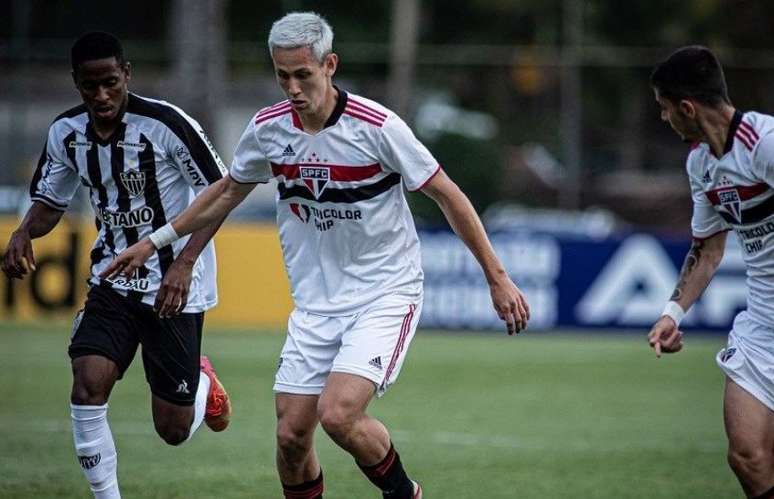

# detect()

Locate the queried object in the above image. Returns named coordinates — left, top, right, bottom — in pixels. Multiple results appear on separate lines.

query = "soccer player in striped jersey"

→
left=648, top=46, right=774, bottom=499
left=1, top=32, right=231, bottom=498
left=103, top=13, right=530, bottom=499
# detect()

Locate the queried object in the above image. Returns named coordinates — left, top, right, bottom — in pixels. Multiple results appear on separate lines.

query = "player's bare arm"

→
left=101, top=175, right=256, bottom=281
left=2, top=202, right=65, bottom=279
left=421, top=169, right=530, bottom=334
left=154, top=216, right=227, bottom=318
left=648, top=230, right=727, bottom=357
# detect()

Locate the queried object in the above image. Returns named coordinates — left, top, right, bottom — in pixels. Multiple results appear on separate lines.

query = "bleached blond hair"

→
left=268, top=12, right=334, bottom=63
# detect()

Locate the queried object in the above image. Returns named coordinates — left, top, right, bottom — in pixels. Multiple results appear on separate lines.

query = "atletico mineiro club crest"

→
left=718, top=188, right=742, bottom=223
left=120, top=170, right=146, bottom=198
left=300, top=166, right=330, bottom=199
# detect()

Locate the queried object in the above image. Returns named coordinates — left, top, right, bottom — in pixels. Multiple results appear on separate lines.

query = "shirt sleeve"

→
left=28, top=126, right=80, bottom=211
left=164, top=108, right=228, bottom=193
left=689, top=163, right=730, bottom=239
left=229, top=117, right=272, bottom=184
left=377, top=114, right=440, bottom=191
left=751, top=132, right=774, bottom=187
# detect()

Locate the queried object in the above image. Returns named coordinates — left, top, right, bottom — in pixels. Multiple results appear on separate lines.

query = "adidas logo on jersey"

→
left=702, top=171, right=712, bottom=183
left=368, top=356, right=383, bottom=370
left=282, top=144, right=296, bottom=157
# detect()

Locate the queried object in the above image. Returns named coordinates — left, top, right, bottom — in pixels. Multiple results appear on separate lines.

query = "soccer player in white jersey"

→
left=648, top=46, right=774, bottom=499
left=1, top=33, right=232, bottom=498
left=102, top=12, right=530, bottom=499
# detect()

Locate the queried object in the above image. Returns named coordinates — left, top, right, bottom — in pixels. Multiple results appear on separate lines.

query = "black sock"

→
left=282, top=470, right=323, bottom=499
left=752, top=485, right=774, bottom=499
left=358, top=443, right=414, bottom=498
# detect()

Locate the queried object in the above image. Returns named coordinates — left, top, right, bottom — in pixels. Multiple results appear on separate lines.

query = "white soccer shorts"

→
left=716, top=311, right=774, bottom=410
left=274, top=294, right=422, bottom=397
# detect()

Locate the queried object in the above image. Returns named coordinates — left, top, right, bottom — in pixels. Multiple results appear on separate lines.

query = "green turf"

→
left=0, top=322, right=739, bottom=498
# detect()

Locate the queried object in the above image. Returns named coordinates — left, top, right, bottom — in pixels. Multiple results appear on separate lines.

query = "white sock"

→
left=71, top=404, right=121, bottom=499
left=186, top=370, right=211, bottom=442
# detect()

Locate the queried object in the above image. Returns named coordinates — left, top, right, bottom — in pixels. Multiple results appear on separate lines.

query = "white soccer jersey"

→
left=231, top=89, right=440, bottom=315
left=687, top=110, right=774, bottom=328
left=30, top=93, right=228, bottom=312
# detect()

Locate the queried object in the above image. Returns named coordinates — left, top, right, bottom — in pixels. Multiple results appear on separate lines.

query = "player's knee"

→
left=317, top=403, right=356, bottom=439
left=276, top=420, right=313, bottom=458
left=154, top=420, right=190, bottom=446
left=70, top=380, right=109, bottom=406
left=728, top=444, right=771, bottom=480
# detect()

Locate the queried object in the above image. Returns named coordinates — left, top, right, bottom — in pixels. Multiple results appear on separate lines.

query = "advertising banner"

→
left=420, top=229, right=747, bottom=332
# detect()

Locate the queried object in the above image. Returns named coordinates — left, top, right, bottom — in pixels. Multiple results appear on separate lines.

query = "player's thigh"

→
left=137, top=309, right=204, bottom=407
left=274, top=309, right=348, bottom=396
left=332, top=295, right=421, bottom=397
left=318, top=372, right=377, bottom=419
left=724, top=377, right=774, bottom=450
left=69, top=286, right=140, bottom=401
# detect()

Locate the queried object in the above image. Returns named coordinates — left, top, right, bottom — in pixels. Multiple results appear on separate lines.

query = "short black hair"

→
left=650, top=46, right=730, bottom=106
left=71, top=32, right=125, bottom=72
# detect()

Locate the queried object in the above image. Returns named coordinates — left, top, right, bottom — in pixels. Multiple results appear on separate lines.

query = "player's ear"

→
left=679, top=99, right=696, bottom=118
left=123, top=61, right=132, bottom=83
left=324, top=53, right=338, bottom=78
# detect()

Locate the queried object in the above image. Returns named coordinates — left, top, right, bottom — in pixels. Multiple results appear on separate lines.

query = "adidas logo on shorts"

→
left=368, top=356, right=383, bottom=370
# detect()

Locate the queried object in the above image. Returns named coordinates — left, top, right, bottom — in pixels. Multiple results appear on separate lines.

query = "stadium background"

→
left=2, top=1, right=772, bottom=497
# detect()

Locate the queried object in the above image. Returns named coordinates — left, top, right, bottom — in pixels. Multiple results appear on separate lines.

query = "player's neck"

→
left=299, top=86, right=339, bottom=134
left=90, top=98, right=128, bottom=141
left=699, top=103, right=736, bottom=157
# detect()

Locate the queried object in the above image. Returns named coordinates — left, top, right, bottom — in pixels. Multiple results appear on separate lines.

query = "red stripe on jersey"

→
left=348, top=98, right=388, bottom=119
left=737, top=124, right=758, bottom=146
left=271, top=162, right=384, bottom=181
left=267, top=100, right=291, bottom=111
left=256, top=102, right=291, bottom=118
left=410, top=164, right=442, bottom=192
left=736, top=131, right=754, bottom=151
left=343, top=110, right=384, bottom=127
left=291, top=109, right=304, bottom=130
left=255, top=108, right=291, bottom=125
left=346, top=101, right=387, bottom=121
left=704, top=183, right=769, bottom=205
left=740, top=121, right=760, bottom=141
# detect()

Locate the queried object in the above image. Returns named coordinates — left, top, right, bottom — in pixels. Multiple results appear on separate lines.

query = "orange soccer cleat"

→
left=200, top=356, right=232, bottom=432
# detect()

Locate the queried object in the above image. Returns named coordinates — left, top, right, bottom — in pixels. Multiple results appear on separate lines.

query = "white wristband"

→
left=148, top=223, right=179, bottom=249
left=662, top=301, right=686, bottom=327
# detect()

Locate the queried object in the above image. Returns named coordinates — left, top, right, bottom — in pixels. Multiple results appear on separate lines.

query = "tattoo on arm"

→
left=670, top=239, right=704, bottom=301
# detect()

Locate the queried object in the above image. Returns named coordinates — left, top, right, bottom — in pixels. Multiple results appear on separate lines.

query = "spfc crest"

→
left=300, top=166, right=330, bottom=199
left=120, top=170, right=146, bottom=198
left=718, top=189, right=742, bottom=223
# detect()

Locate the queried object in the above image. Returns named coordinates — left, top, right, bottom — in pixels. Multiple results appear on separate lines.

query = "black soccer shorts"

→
left=68, top=285, right=204, bottom=405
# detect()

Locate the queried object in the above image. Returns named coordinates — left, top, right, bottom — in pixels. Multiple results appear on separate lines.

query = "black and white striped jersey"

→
left=30, top=93, right=227, bottom=312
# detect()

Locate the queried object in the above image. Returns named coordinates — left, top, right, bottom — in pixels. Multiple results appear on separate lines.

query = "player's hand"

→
left=647, top=315, right=684, bottom=358
left=154, top=258, right=193, bottom=318
left=489, top=275, right=530, bottom=335
left=2, top=230, right=37, bottom=280
left=100, top=238, right=156, bottom=281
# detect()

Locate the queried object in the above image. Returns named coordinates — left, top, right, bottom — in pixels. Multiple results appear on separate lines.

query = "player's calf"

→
left=71, top=403, right=121, bottom=499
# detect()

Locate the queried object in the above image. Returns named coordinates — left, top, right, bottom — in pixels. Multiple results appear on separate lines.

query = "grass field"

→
left=0, top=322, right=739, bottom=498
